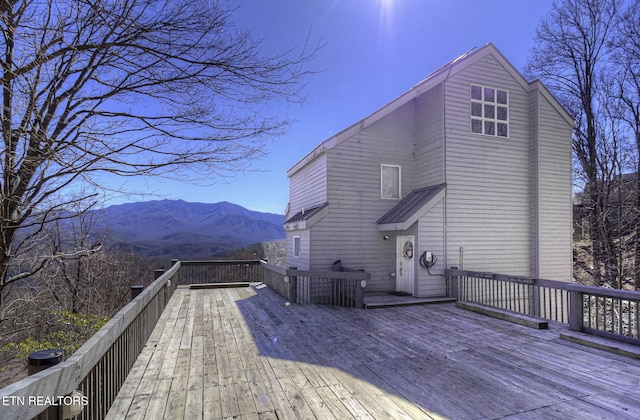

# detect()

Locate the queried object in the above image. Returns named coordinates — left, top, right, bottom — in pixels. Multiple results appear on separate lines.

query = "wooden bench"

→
left=189, top=282, right=250, bottom=289
left=456, top=301, right=549, bottom=329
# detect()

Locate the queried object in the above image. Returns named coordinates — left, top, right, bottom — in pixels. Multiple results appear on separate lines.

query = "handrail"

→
left=289, top=269, right=368, bottom=308
left=567, top=283, right=640, bottom=300
left=0, top=261, right=181, bottom=420
left=176, top=259, right=263, bottom=285
left=567, top=283, right=640, bottom=344
left=287, top=269, right=369, bottom=280
left=447, top=269, right=640, bottom=345
left=261, top=263, right=368, bottom=308
left=448, top=269, right=572, bottom=323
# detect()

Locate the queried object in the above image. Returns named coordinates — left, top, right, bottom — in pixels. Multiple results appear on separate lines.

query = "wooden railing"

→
left=0, top=261, right=181, bottom=420
left=293, top=270, right=368, bottom=308
left=261, top=262, right=295, bottom=302
left=0, top=259, right=369, bottom=419
left=449, top=269, right=640, bottom=345
left=568, top=284, right=640, bottom=345
left=175, top=260, right=263, bottom=285
left=261, top=263, right=368, bottom=308
left=450, top=269, right=571, bottom=323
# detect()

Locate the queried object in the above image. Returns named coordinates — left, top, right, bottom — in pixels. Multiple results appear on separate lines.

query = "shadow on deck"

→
left=107, top=284, right=640, bottom=419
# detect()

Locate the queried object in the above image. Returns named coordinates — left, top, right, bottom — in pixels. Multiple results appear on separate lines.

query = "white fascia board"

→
left=528, top=80, right=574, bottom=126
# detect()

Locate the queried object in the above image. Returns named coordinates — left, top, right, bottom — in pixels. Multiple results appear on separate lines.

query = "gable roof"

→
left=377, top=184, right=446, bottom=231
left=287, top=43, right=573, bottom=178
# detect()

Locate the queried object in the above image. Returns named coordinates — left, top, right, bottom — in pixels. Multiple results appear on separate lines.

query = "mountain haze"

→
left=94, top=200, right=285, bottom=259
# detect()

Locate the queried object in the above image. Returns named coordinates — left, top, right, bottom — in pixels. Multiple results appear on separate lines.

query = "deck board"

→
left=107, top=285, right=640, bottom=419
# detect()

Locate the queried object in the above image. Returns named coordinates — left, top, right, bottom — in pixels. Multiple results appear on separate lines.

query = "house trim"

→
left=528, top=80, right=573, bottom=126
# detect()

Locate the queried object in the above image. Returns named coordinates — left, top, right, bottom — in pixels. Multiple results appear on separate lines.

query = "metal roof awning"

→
left=284, top=202, right=329, bottom=231
left=376, top=184, right=445, bottom=231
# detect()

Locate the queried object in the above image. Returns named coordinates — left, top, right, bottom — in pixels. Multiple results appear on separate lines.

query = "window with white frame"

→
left=470, top=84, right=508, bottom=137
left=293, top=236, right=301, bottom=257
left=381, top=164, right=401, bottom=199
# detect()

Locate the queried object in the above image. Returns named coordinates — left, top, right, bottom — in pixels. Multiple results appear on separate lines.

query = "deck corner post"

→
left=154, top=268, right=167, bottom=304
left=448, top=267, right=459, bottom=300
left=170, top=259, right=180, bottom=284
left=28, top=349, right=65, bottom=420
left=288, top=267, right=298, bottom=304
left=569, top=288, right=584, bottom=332
left=130, top=285, right=144, bottom=300
left=355, top=274, right=368, bottom=309
left=531, top=281, right=541, bottom=317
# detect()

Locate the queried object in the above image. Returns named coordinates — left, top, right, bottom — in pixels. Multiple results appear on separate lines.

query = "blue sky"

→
left=105, top=0, right=554, bottom=214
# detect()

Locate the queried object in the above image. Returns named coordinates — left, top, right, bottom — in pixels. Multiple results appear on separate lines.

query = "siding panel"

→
left=288, top=154, right=327, bottom=214
left=286, top=230, right=310, bottom=270
left=311, top=100, right=417, bottom=291
left=415, top=84, right=444, bottom=185
left=444, top=53, right=531, bottom=276
left=534, top=90, right=573, bottom=280
left=417, top=199, right=446, bottom=296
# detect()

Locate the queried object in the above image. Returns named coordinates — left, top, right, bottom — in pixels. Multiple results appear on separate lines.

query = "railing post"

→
left=448, top=267, right=459, bottom=299
left=171, top=259, right=179, bottom=285
left=29, top=349, right=64, bottom=420
left=531, top=281, right=540, bottom=317
left=155, top=268, right=167, bottom=304
left=569, top=287, right=584, bottom=332
left=130, top=285, right=144, bottom=300
left=355, top=277, right=367, bottom=309
left=288, top=267, right=297, bottom=304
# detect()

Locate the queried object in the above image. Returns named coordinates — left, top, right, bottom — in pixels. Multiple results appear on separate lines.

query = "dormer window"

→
left=471, top=84, right=508, bottom=137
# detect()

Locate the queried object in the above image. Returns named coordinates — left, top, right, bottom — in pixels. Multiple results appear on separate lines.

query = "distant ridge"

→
left=93, top=199, right=285, bottom=259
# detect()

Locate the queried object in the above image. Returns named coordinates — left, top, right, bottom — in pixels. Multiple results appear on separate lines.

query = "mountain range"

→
left=92, top=200, right=285, bottom=259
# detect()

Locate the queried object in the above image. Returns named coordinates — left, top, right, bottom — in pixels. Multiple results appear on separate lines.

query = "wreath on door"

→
left=402, top=241, right=414, bottom=259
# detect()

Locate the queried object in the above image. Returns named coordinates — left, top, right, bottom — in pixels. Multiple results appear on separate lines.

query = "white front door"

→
left=396, top=235, right=415, bottom=295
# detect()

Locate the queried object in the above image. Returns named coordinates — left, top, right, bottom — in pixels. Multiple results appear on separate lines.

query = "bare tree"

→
left=610, top=0, right=640, bottom=288
left=526, top=0, right=623, bottom=285
left=38, top=206, right=134, bottom=315
left=0, top=0, right=316, bottom=296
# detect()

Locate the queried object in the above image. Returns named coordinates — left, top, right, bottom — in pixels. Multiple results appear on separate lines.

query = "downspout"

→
left=442, top=64, right=453, bottom=272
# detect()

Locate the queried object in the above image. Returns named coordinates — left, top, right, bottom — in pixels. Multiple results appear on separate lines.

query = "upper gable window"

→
left=381, top=164, right=401, bottom=199
left=470, top=84, right=508, bottom=137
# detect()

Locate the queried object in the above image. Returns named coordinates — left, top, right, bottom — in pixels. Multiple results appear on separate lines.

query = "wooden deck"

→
left=107, top=284, right=640, bottom=419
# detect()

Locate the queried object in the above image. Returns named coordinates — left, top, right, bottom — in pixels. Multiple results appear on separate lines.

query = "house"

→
left=284, top=43, right=573, bottom=297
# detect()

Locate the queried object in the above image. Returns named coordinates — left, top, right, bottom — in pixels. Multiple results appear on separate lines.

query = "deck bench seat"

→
left=456, top=301, right=549, bottom=329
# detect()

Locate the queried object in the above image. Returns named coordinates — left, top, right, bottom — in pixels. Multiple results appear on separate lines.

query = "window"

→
left=381, top=164, right=401, bottom=199
left=293, top=236, right=301, bottom=257
left=470, top=84, right=508, bottom=137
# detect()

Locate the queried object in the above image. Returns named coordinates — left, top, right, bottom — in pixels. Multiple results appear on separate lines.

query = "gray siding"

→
left=416, top=199, right=446, bottom=296
left=288, top=154, right=327, bottom=215
left=286, top=230, right=310, bottom=270
left=531, top=88, right=573, bottom=280
left=415, top=84, right=445, bottom=185
left=309, top=101, right=417, bottom=291
left=444, top=53, right=531, bottom=275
